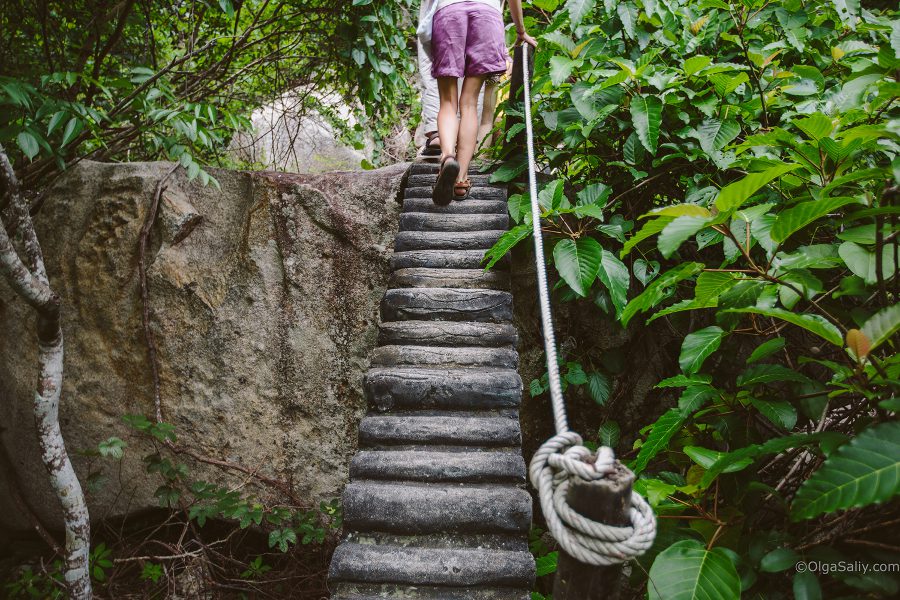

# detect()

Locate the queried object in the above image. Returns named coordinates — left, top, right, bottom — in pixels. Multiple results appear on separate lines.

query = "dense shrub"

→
left=490, top=1, right=899, bottom=597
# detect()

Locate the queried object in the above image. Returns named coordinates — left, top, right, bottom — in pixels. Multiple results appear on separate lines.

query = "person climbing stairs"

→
left=327, top=161, right=536, bottom=599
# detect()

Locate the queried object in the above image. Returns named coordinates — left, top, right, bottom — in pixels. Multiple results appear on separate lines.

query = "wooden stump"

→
left=552, top=461, right=635, bottom=600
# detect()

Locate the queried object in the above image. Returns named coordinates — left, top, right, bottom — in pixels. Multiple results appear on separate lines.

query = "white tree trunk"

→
left=0, top=144, right=92, bottom=599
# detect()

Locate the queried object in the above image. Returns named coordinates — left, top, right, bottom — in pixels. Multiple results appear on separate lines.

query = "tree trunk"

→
left=0, top=143, right=93, bottom=599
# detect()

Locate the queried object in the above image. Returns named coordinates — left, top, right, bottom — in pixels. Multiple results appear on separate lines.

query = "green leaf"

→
left=553, top=237, right=603, bottom=297
left=483, top=224, right=530, bottom=269
left=792, top=421, right=900, bottom=521
left=794, top=572, right=823, bottom=600
left=737, top=364, right=810, bottom=387
left=658, top=216, right=708, bottom=258
left=722, top=307, right=843, bottom=346
left=684, top=446, right=752, bottom=472
left=16, top=131, right=39, bottom=160
left=622, top=263, right=704, bottom=327
left=632, top=408, right=686, bottom=474
left=588, top=372, right=611, bottom=405
left=648, top=540, right=741, bottom=600
left=751, top=398, right=798, bottom=430
left=694, top=271, right=738, bottom=300
left=760, top=548, right=800, bottom=573
left=838, top=241, right=897, bottom=286
left=565, top=0, right=596, bottom=28
left=715, top=164, right=800, bottom=213
left=630, top=95, right=662, bottom=155
left=698, top=118, right=740, bottom=155
left=621, top=217, right=674, bottom=258
left=747, top=337, right=786, bottom=363
left=535, top=551, right=558, bottom=577
left=860, top=303, right=900, bottom=352
left=794, top=113, right=835, bottom=140
left=60, top=116, right=82, bottom=147
left=679, top=326, right=725, bottom=375
left=549, top=56, right=578, bottom=86
left=599, top=421, right=620, bottom=447
left=597, top=250, right=629, bottom=316
left=702, top=433, right=828, bottom=486
left=771, top=196, right=861, bottom=242
left=678, top=385, right=715, bottom=414
left=683, top=55, right=712, bottom=76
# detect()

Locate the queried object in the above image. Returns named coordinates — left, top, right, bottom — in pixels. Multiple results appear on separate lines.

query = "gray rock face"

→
left=0, top=160, right=406, bottom=530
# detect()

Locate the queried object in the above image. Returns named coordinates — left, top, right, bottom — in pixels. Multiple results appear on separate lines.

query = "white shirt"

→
left=434, top=0, right=504, bottom=15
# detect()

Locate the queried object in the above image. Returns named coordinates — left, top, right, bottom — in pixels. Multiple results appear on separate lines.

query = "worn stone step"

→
left=378, top=321, right=517, bottom=348
left=403, top=198, right=508, bottom=214
left=342, top=481, right=532, bottom=534
left=329, top=543, right=534, bottom=589
left=381, top=288, right=512, bottom=323
left=405, top=186, right=506, bottom=202
left=370, top=346, right=518, bottom=369
left=331, top=586, right=529, bottom=600
left=365, top=367, right=522, bottom=411
left=400, top=212, right=509, bottom=232
left=391, top=267, right=509, bottom=291
left=358, top=413, right=522, bottom=447
left=410, top=162, right=490, bottom=176
left=350, top=450, right=526, bottom=483
left=391, top=250, right=505, bottom=271
left=408, top=173, right=497, bottom=188
left=395, top=230, right=505, bottom=252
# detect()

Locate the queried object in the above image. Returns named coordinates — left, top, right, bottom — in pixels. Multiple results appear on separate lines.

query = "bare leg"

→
left=477, top=81, right=498, bottom=146
left=437, top=77, right=459, bottom=159
left=457, top=75, right=487, bottom=183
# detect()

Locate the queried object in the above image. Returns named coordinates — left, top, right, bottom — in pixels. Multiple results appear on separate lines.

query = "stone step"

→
left=370, top=346, right=518, bottom=369
left=395, top=230, right=505, bottom=252
left=329, top=542, right=534, bottom=589
left=350, top=450, right=526, bottom=483
left=391, top=250, right=505, bottom=271
left=405, top=187, right=506, bottom=202
left=400, top=212, right=509, bottom=232
left=407, top=173, right=497, bottom=188
left=378, top=321, right=517, bottom=347
left=410, top=162, right=490, bottom=176
left=358, top=413, right=522, bottom=447
left=391, top=267, right=509, bottom=291
left=331, top=583, right=530, bottom=600
left=403, top=198, right=508, bottom=214
left=365, top=367, right=522, bottom=411
left=342, top=481, right=532, bottom=534
left=381, top=288, right=512, bottom=323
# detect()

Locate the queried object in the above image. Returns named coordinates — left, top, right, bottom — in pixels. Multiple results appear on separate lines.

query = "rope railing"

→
left=518, top=44, right=657, bottom=567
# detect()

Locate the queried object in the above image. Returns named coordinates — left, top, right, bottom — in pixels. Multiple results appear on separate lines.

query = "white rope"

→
left=519, top=45, right=657, bottom=566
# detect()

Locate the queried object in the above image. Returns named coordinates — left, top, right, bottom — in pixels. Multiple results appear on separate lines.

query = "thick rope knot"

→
left=529, top=435, right=657, bottom=566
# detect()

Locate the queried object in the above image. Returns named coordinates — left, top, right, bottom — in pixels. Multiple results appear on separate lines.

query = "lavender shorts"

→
left=431, top=3, right=508, bottom=79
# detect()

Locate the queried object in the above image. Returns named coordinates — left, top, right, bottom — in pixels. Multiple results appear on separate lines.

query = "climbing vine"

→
left=488, top=0, right=899, bottom=597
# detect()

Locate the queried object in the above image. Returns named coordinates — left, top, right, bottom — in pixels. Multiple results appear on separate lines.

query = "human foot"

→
left=433, top=155, right=460, bottom=206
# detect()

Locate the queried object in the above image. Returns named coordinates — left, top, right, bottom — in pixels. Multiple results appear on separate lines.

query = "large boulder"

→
left=0, top=160, right=406, bottom=530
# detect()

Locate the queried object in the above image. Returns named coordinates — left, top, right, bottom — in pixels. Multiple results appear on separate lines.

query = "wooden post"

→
left=552, top=459, right=635, bottom=600
left=504, top=44, right=534, bottom=155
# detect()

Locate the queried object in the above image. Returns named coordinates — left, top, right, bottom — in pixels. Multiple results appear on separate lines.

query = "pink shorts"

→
left=431, top=3, right=508, bottom=79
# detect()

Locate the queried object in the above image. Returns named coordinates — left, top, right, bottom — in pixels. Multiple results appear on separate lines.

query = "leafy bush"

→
left=491, top=1, right=899, bottom=597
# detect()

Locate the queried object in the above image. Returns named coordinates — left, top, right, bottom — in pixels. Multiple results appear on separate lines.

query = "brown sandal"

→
left=422, top=131, right=441, bottom=156
left=433, top=155, right=460, bottom=206
left=453, top=179, right=472, bottom=201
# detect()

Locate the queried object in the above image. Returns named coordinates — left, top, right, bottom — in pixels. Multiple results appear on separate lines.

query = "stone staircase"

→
left=327, top=162, right=535, bottom=599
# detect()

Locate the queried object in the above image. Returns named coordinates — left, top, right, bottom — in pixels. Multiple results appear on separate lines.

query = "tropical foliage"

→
left=490, top=0, right=900, bottom=597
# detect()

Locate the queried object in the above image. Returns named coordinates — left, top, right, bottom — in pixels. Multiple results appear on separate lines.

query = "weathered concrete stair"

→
left=328, top=162, right=534, bottom=599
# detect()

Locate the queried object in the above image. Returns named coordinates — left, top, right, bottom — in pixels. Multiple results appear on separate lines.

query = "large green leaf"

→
left=679, top=326, right=725, bottom=375
left=694, top=271, right=738, bottom=300
left=771, top=196, right=861, bottom=242
left=549, top=56, right=578, bottom=86
left=715, top=164, right=800, bottom=213
left=860, top=303, right=900, bottom=352
left=647, top=540, right=741, bottom=600
left=631, top=95, right=662, bottom=154
left=622, top=217, right=674, bottom=257
left=483, top=225, right=530, bottom=269
left=553, top=237, right=602, bottom=297
left=838, top=241, right=898, bottom=285
left=722, top=307, right=843, bottom=346
left=702, top=433, right=828, bottom=486
left=792, top=421, right=900, bottom=521
left=658, top=216, right=708, bottom=258
left=697, top=118, right=740, bottom=155
left=597, top=250, right=630, bottom=316
left=565, top=0, right=596, bottom=28
left=632, top=408, right=685, bottom=474
left=622, top=262, right=704, bottom=327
